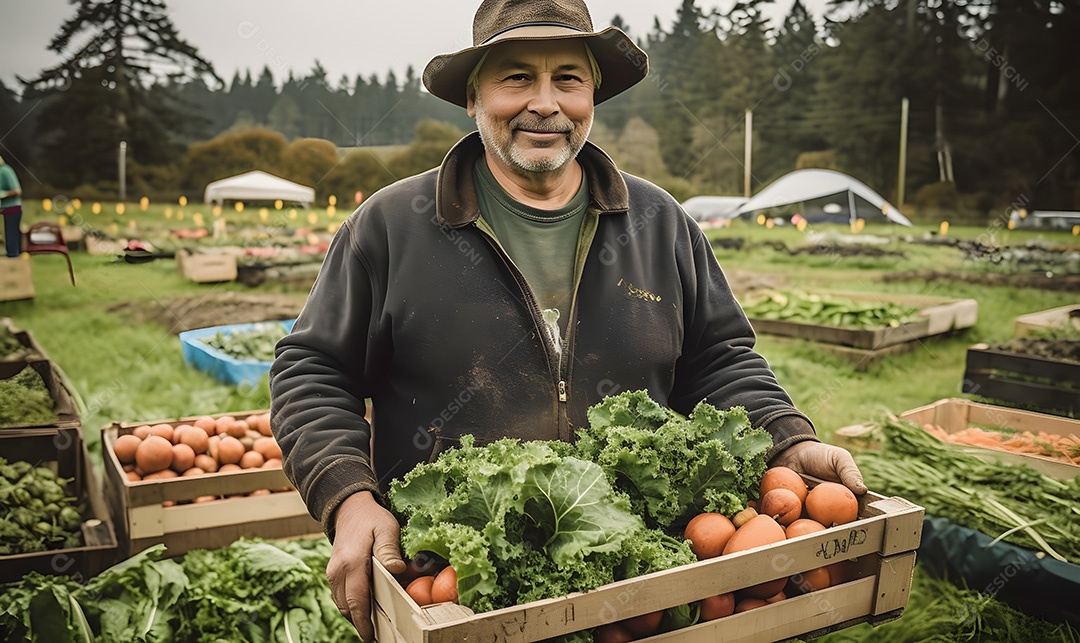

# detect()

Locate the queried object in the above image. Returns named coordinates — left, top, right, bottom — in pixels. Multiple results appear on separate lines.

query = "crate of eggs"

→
left=101, top=410, right=321, bottom=557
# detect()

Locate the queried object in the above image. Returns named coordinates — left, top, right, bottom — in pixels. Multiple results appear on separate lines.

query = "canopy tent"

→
left=203, top=171, right=315, bottom=207
left=681, top=195, right=749, bottom=222
left=736, top=169, right=911, bottom=226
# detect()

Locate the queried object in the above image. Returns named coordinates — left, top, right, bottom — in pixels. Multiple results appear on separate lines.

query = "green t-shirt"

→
left=474, top=158, right=589, bottom=338
left=0, top=164, right=21, bottom=209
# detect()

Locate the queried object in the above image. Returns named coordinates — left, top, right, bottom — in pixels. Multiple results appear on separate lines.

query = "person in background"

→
left=270, top=0, right=867, bottom=638
left=0, top=155, right=23, bottom=257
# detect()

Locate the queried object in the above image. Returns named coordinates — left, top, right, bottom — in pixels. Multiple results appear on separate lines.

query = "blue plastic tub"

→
left=179, top=319, right=296, bottom=387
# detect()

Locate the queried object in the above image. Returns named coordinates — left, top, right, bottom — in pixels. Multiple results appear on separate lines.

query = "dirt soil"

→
left=992, top=338, right=1080, bottom=363
left=883, top=269, right=1080, bottom=292
left=108, top=293, right=307, bottom=334
left=725, top=269, right=786, bottom=297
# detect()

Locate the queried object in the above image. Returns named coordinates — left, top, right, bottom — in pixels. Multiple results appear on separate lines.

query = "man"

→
left=270, top=0, right=865, bottom=639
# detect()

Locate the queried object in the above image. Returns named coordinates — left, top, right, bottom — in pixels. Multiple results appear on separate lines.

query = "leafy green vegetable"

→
left=0, top=366, right=57, bottom=427
left=0, top=539, right=360, bottom=643
left=0, top=327, right=32, bottom=360
left=574, top=391, right=772, bottom=530
left=391, top=433, right=697, bottom=615
left=200, top=322, right=288, bottom=362
left=0, top=457, right=83, bottom=555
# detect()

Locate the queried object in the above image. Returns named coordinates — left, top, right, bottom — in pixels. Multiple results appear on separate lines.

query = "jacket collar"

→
left=435, top=131, right=629, bottom=228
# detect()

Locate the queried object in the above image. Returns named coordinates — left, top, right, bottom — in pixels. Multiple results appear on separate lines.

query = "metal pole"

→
left=898, top=98, right=909, bottom=207
left=744, top=110, right=753, bottom=198
left=119, top=141, right=127, bottom=202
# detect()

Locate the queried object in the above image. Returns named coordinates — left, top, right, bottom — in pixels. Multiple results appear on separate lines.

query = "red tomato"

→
left=699, top=592, right=735, bottom=621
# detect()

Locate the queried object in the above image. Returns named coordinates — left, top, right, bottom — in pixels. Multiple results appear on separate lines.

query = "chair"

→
left=24, top=222, right=76, bottom=285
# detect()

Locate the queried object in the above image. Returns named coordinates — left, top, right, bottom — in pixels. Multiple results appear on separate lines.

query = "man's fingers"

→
left=833, top=454, right=867, bottom=495
left=373, top=523, right=407, bottom=574
left=344, top=573, right=375, bottom=643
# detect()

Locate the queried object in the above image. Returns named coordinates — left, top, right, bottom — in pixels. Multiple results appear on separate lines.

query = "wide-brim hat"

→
left=423, top=0, right=649, bottom=108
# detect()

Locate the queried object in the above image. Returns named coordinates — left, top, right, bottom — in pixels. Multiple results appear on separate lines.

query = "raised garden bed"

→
left=962, top=341, right=1079, bottom=417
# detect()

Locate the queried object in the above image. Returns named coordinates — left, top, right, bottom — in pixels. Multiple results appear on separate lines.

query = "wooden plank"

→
left=374, top=602, right=413, bottom=643
left=128, top=490, right=311, bottom=539
left=871, top=551, right=918, bottom=615
left=963, top=372, right=1078, bottom=416
left=864, top=497, right=924, bottom=556
left=373, top=559, right=429, bottom=643
left=420, top=518, right=893, bottom=643
left=0, top=254, right=34, bottom=302
left=966, top=344, right=1080, bottom=383
left=646, top=577, right=876, bottom=643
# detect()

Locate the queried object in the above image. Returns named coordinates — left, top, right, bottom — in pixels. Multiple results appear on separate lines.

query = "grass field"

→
left=2, top=201, right=1078, bottom=639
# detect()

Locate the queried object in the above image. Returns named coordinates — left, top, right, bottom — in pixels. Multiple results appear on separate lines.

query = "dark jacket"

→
left=270, top=132, right=817, bottom=536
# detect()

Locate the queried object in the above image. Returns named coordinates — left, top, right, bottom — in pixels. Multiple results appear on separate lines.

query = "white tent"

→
left=736, top=169, right=911, bottom=226
left=203, top=171, right=315, bottom=207
left=682, top=195, right=749, bottom=222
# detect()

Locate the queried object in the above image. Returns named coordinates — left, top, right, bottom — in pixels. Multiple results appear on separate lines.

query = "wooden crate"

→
left=1015, top=304, right=1080, bottom=337
left=102, top=411, right=321, bottom=557
left=0, top=436, right=119, bottom=583
left=0, top=254, right=34, bottom=302
left=962, top=343, right=1079, bottom=416
left=372, top=485, right=923, bottom=643
left=0, top=359, right=81, bottom=431
left=836, top=398, right=1080, bottom=479
left=85, top=235, right=125, bottom=256
left=747, top=291, right=978, bottom=350
left=176, top=249, right=238, bottom=283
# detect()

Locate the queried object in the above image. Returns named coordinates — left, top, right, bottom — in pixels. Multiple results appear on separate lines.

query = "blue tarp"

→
left=179, top=319, right=296, bottom=387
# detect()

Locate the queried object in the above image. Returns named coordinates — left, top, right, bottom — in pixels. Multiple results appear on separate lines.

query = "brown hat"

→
left=423, top=0, right=648, bottom=108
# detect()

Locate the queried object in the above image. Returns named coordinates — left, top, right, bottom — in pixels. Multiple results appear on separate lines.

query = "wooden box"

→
left=1014, top=304, right=1080, bottom=337
left=962, top=343, right=1079, bottom=416
left=102, top=411, right=321, bottom=557
left=0, top=254, right=34, bottom=302
left=0, top=436, right=119, bottom=583
left=746, top=291, right=978, bottom=350
left=176, top=249, right=238, bottom=283
left=372, top=485, right=924, bottom=643
left=85, top=235, right=125, bottom=256
left=836, top=398, right=1080, bottom=479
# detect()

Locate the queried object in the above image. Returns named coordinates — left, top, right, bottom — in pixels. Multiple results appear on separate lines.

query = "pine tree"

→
left=23, top=0, right=220, bottom=188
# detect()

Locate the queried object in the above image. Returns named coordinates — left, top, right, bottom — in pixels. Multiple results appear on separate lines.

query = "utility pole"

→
left=744, top=110, right=753, bottom=198
left=897, top=97, right=909, bottom=207
left=118, top=141, right=128, bottom=202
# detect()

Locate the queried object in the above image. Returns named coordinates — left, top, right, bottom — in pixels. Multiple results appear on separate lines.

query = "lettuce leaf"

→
left=576, top=391, right=772, bottom=530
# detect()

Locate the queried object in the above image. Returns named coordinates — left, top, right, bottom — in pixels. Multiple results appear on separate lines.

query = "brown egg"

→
left=149, top=423, right=174, bottom=442
left=171, top=443, right=196, bottom=473
left=217, top=437, right=245, bottom=465
left=194, top=454, right=218, bottom=473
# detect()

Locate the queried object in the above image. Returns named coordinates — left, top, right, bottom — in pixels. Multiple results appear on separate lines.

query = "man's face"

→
left=467, top=39, right=595, bottom=177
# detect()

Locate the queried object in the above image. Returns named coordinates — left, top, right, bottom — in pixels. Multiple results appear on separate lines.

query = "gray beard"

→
left=474, top=99, right=592, bottom=176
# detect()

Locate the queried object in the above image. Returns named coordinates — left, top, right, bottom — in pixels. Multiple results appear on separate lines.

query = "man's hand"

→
left=770, top=441, right=867, bottom=495
left=326, top=491, right=407, bottom=642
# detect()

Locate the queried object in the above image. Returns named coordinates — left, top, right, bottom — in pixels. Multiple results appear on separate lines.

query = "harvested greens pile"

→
left=740, top=290, right=921, bottom=329
left=389, top=390, right=771, bottom=615
left=0, top=366, right=56, bottom=428
left=0, top=458, right=83, bottom=555
left=811, top=563, right=1080, bottom=643
left=852, top=417, right=1080, bottom=563
left=199, top=321, right=288, bottom=362
left=0, top=539, right=359, bottom=643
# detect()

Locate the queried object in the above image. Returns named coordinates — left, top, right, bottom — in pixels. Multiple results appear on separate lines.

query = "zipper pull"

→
left=558, top=380, right=567, bottom=402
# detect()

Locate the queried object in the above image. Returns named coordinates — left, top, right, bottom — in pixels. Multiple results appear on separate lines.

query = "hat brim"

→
left=423, top=25, right=648, bottom=108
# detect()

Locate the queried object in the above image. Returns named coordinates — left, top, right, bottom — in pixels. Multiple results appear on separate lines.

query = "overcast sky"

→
left=2, top=0, right=830, bottom=91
